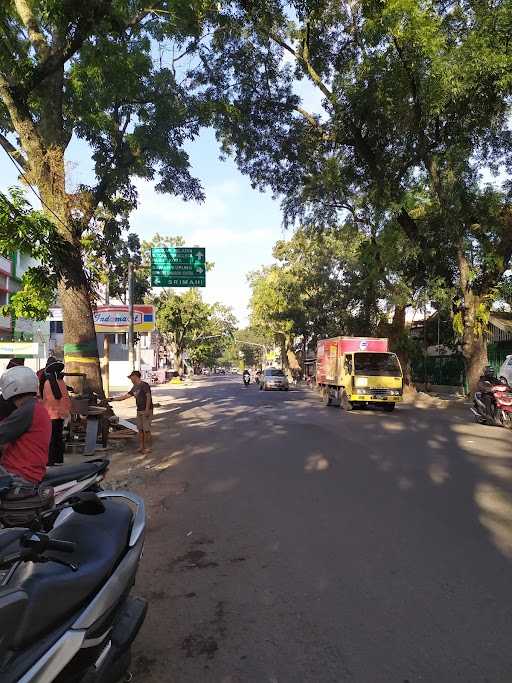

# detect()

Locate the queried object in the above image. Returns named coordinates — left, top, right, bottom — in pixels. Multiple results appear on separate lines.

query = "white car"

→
left=498, top=356, right=512, bottom=385
left=259, top=368, right=289, bottom=391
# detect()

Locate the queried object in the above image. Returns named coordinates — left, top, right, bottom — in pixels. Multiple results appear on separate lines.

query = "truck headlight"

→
left=354, top=377, right=368, bottom=388
left=355, top=388, right=367, bottom=395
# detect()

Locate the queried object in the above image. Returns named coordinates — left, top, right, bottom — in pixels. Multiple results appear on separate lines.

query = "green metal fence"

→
left=411, top=355, right=465, bottom=387
left=487, top=343, right=512, bottom=376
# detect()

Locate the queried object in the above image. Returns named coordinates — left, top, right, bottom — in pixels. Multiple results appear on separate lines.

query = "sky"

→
left=0, top=129, right=287, bottom=327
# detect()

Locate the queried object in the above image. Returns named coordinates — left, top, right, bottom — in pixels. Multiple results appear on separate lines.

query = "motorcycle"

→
left=44, top=458, right=109, bottom=505
left=0, top=459, right=110, bottom=530
left=0, top=489, right=147, bottom=683
left=471, top=380, right=512, bottom=428
left=243, top=374, right=250, bottom=387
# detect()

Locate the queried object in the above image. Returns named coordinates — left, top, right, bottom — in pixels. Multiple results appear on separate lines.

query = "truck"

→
left=316, top=337, right=403, bottom=412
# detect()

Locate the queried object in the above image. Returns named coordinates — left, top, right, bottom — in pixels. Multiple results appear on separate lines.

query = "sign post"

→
left=151, top=247, right=206, bottom=287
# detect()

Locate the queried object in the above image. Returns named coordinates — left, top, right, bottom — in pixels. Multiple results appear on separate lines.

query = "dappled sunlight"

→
left=206, top=477, right=240, bottom=493
left=475, top=482, right=512, bottom=560
left=398, top=475, right=414, bottom=491
left=380, top=420, right=405, bottom=432
left=304, top=452, right=329, bottom=472
left=428, top=461, right=450, bottom=485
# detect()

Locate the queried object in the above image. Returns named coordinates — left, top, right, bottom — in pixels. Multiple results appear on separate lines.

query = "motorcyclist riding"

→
left=243, top=369, right=250, bottom=385
left=0, top=366, right=51, bottom=486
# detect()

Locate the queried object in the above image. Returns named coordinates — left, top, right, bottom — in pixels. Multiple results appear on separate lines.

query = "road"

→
left=114, top=376, right=512, bottom=682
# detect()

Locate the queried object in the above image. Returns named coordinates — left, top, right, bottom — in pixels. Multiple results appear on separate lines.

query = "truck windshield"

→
left=354, top=353, right=401, bottom=376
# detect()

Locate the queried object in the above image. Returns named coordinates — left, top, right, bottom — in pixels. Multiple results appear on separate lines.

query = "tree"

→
left=201, top=0, right=512, bottom=391
left=233, top=327, right=271, bottom=368
left=0, top=188, right=69, bottom=320
left=0, top=2, right=209, bottom=392
left=156, top=288, right=222, bottom=372
left=187, top=303, right=237, bottom=368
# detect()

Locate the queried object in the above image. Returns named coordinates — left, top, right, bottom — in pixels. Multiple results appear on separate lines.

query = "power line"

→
left=2, top=145, right=71, bottom=233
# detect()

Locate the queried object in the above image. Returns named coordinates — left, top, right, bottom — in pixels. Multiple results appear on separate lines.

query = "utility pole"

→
left=102, top=280, right=110, bottom=398
left=127, top=261, right=135, bottom=372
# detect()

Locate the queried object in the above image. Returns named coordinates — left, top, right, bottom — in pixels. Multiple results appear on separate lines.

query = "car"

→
left=259, top=367, right=289, bottom=391
left=498, top=356, right=512, bottom=385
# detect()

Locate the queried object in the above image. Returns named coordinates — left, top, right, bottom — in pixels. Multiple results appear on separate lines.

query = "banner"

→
left=0, top=342, right=39, bottom=357
left=93, top=305, right=156, bottom=333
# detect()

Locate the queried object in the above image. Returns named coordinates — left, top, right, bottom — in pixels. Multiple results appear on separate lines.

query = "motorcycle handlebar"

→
left=46, top=538, right=76, bottom=554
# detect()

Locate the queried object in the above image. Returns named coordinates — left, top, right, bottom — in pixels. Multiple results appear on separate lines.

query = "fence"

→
left=410, top=355, right=465, bottom=388
left=487, top=343, right=512, bottom=375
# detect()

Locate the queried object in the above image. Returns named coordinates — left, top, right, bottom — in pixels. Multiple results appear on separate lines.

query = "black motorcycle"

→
left=243, top=373, right=250, bottom=386
left=0, top=490, right=147, bottom=682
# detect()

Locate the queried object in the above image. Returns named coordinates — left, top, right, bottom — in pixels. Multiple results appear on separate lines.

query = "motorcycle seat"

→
left=43, top=459, right=108, bottom=487
left=4, top=499, right=132, bottom=649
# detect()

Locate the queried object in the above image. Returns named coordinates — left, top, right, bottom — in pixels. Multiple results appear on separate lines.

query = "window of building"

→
left=50, top=320, right=63, bottom=334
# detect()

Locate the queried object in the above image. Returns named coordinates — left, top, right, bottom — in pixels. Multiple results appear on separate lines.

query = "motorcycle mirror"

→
left=69, top=492, right=106, bottom=515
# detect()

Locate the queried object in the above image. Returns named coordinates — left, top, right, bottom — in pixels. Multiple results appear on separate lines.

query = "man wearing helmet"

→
left=0, top=366, right=51, bottom=485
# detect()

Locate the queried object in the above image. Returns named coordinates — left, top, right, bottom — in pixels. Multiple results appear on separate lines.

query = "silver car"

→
left=259, top=368, right=289, bottom=391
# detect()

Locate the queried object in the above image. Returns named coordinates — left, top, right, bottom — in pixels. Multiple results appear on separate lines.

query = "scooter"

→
left=0, top=489, right=147, bottom=683
left=43, top=458, right=109, bottom=505
left=471, top=380, right=512, bottom=428
left=0, top=459, right=110, bottom=530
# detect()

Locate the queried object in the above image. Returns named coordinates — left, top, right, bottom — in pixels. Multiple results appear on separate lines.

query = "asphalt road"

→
left=121, top=376, right=512, bottom=682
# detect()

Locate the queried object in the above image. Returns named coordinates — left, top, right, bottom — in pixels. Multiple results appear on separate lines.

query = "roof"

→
left=489, top=313, right=512, bottom=342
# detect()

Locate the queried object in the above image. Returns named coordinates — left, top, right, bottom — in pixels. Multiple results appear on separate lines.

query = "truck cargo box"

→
left=317, top=337, right=389, bottom=385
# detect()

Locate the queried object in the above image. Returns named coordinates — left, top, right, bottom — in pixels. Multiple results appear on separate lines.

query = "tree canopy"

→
left=156, top=288, right=236, bottom=371
left=199, top=0, right=512, bottom=390
left=0, top=1, right=213, bottom=391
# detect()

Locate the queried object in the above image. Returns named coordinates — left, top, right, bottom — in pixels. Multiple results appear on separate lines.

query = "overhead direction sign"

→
left=151, top=247, right=206, bottom=287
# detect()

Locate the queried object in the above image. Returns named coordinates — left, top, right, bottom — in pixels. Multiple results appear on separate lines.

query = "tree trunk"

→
left=458, top=250, right=488, bottom=395
left=388, top=304, right=411, bottom=385
left=37, top=154, right=103, bottom=397
left=0, top=49, right=103, bottom=395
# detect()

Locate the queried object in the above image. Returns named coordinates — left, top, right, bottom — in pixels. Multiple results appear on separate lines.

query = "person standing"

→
left=40, top=357, right=71, bottom=466
left=111, top=371, right=153, bottom=453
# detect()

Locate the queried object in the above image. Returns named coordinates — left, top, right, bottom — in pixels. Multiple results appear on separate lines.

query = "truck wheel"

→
left=341, top=392, right=352, bottom=411
left=383, top=402, right=395, bottom=412
left=323, top=387, right=332, bottom=406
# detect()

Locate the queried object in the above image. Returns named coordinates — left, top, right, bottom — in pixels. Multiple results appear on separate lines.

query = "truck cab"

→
left=342, top=351, right=403, bottom=411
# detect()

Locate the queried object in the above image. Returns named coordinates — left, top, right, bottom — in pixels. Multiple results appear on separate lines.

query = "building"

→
left=0, top=252, right=50, bottom=344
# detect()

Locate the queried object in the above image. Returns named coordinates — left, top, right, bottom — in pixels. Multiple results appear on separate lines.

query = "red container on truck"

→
left=316, top=336, right=403, bottom=412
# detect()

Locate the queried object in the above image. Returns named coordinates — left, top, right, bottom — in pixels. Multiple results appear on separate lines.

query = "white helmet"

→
left=0, top=366, right=39, bottom=400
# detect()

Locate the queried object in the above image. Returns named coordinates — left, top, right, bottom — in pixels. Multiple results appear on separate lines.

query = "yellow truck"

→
left=316, top=336, right=403, bottom=411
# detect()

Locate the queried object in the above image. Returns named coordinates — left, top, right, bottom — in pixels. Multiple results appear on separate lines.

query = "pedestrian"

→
left=40, top=357, right=71, bottom=466
left=0, top=365, right=51, bottom=485
left=111, top=370, right=153, bottom=453
left=6, top=357, right=25, bottom=369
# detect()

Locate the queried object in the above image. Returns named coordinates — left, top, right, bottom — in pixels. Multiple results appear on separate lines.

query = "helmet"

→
left=0, top=366, right=38, bottom=400
left=483, top=365, right=496, bottom=379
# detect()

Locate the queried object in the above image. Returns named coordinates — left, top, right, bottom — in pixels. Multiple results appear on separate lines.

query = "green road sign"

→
left=151, top=247, right=206, bottom=287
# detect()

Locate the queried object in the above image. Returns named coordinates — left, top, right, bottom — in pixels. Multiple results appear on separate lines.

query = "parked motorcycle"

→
left=0, top=459, right=110, bottom=530
left=0, top=489, right=147, bottom=683
left=471, top=379, right=512, bottom=428
left=44, top=458, right=109, bottom=505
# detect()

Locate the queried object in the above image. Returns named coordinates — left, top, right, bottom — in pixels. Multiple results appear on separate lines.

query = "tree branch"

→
left=14, top=0, right=50, bottom=60
left=0, top=131, right=27, bottom=170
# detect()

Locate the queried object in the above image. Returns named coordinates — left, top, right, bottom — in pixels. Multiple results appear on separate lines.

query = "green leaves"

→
left=156, top=288, right=237, bottom=368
